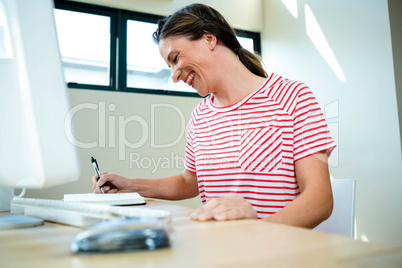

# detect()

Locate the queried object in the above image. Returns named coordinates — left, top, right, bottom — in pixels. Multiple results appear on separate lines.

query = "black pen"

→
left=91, top=157, right=104, bottom=194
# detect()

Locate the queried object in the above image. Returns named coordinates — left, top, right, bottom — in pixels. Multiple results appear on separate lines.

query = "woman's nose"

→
left=171, top=66, right=181, bottom=83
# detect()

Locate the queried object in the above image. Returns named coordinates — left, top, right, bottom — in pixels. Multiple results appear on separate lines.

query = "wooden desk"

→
left=1, top=200, right=401, bottom=267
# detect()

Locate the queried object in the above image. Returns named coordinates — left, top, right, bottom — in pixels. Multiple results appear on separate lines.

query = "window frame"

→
left=54, top=0, right=262, bottom=97
left=54, top=0, right=118, bottom=91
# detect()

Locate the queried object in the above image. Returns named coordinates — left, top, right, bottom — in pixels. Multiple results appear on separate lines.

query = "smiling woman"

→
left=157, top=35, right=217, bottom=97
left=93, top=3, right=337, bottom=229
left=153, top=4, right=267, bottom=80
left=153, top=4, right=267, bottom=100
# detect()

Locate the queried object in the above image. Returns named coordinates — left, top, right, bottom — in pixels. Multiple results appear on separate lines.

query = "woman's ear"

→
left=204, top=33, right=217, bottom=51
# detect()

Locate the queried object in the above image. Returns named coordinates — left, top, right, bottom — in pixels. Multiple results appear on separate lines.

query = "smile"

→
left=184, top=71, right=195, bottom=87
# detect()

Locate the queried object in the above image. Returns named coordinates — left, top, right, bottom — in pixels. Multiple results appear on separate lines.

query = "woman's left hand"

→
left=191, top=195, right=258, bottom=221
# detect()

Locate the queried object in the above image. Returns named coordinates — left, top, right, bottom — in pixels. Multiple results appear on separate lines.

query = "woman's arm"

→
left=92, top=169, right=199, bottom=200
left=191, top=151, right=333, bottom=228
left=262, top=151, right=333, bottom=228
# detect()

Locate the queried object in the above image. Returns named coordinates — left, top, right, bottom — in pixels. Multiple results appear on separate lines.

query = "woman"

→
left=93, top=4, right=336, bottom=228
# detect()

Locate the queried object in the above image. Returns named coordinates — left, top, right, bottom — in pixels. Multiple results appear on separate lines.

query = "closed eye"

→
left=167, top=51, right=178, bottom=67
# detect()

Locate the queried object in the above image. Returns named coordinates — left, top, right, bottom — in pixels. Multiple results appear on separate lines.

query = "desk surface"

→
left=1, top=200, right=402, bottom=268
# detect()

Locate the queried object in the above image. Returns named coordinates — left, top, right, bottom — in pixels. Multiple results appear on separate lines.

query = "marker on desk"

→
left=91, top=157, right=104, bottom=194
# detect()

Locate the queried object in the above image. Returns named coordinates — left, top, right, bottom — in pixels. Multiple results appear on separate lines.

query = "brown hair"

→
left=153, top=3, right=267, bottom=78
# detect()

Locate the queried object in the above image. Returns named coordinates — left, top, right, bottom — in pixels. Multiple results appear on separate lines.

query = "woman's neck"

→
left=211, top=70, right=267, bottom=107
left=206, top=43, right=267, bottom=107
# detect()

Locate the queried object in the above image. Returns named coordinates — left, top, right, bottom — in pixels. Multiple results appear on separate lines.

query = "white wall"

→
left=261, top=0, right=402, bottom=246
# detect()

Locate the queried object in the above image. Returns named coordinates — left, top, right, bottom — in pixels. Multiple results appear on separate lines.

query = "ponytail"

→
left=237, top=47, right=267, bottom=78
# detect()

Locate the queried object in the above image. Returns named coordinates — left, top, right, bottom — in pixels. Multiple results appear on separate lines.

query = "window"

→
left=54, top=9, right=111, bottom=86
left=54, top=1, right=262, bottom=97
left=126, top=20, right=168, bottom=90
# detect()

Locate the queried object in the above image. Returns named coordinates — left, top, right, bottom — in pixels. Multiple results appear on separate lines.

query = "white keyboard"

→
left=11, top=197, right=171, bottom=228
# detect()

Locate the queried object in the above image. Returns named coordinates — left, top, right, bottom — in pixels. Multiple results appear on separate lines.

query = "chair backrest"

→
left=314, top=179, right=356, bottom=238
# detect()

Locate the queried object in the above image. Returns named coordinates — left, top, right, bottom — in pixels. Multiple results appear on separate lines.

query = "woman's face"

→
left=159, top=35, right=216, bottom=97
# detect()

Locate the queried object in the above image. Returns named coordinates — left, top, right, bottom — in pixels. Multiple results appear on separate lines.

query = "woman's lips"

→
left=184, top=71, right=195, bottom=87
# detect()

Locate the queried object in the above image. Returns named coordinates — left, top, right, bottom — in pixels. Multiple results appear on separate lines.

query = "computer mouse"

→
left=70, top=217, right=171, bottom=253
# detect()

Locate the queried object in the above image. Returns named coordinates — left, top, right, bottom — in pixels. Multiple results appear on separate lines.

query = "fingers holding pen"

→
left=92, top=172, right=110, bottom=194
left=91, top=172, right=108, bottom=183
left=92, top=173, right=133, bottom=194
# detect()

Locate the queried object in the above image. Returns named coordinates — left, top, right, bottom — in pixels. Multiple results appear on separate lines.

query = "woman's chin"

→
left=196, top=91, right=209, bottom=97
left=194, top=87, right=209, bottom=97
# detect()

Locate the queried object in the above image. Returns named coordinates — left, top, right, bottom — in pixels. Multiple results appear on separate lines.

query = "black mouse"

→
left=70, top=217, right=171, bottom=253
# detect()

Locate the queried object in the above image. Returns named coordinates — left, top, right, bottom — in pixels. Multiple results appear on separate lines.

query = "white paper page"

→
left=64, top=192, right=144, bottom=205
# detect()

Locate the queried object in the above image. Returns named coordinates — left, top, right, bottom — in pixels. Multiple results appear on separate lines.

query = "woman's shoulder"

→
left=263, top=73, right=312, bottom=99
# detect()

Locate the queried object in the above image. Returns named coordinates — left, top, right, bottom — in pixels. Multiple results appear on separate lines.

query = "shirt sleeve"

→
left=292, top=85, right=336, bottom=162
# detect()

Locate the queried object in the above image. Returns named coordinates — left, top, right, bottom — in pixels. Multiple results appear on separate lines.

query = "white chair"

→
left=314, top=179, right=356, bottom=238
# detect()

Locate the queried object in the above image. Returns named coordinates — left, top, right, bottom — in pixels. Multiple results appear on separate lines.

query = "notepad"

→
left=63, top=193, right=146, bottom=206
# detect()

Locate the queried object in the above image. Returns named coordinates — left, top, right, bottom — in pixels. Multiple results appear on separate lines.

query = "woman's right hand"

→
left=91, top=172, right=134, bottom=194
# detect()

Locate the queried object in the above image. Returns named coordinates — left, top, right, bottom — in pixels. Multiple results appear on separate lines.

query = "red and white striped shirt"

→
left=184, top=73, right=336, bottom=218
